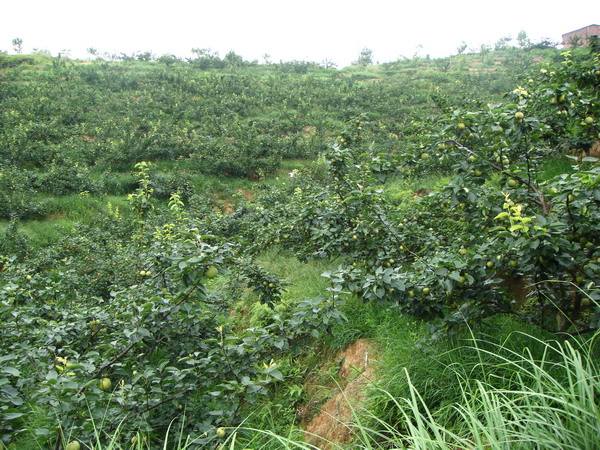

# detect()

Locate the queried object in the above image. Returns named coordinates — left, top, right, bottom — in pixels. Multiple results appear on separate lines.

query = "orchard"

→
left=0, top=40, right=598, bottom=448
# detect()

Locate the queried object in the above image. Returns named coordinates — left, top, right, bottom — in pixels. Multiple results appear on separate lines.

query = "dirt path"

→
left=302, top=339, right=377, bottom=449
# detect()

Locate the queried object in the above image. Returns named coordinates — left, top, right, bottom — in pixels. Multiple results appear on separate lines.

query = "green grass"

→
left=0, top=218, right=71, bottom=248
left=383, top=174, right=451, bottom=202
left=354, top=329, right=600, bottom=449
left=538, top=155, right=577, bottom=181
left=44, top=194, right=130, bottom=221
left=233, top=322, right=598, bottom=449
left=316, top=298, right=556, bottom=448
left=368, top=313, right=550, bottom=414
left=0, top=195, right=130, bottom=248
left=2, top=158, right=312, bottom=249
left=256, top=248, right=334, bottom=301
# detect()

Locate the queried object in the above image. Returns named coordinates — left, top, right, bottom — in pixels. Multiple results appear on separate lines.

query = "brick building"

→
left=562, top=24, right=600, bottom=47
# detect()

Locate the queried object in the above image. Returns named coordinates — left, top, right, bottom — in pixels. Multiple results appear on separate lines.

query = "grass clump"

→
left=237, top=324, right=600, bottom=450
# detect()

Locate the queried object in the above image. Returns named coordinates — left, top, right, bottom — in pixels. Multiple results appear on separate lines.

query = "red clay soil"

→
left=589, top=141, right=600, bottom=157
left=413, top=188, right=431, bottom=198
left=237, top=189, right=254, bottom=201
left=220, top=201, right=234, bottom=215
left=303, top=339, right=377, bottom=449
left=303, top=125, right=317, bottom=137
left=570, top=140, right=600, bottom=159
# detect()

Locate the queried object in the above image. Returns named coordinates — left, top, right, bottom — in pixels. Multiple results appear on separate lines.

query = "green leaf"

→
left=2, top=367, right=20, bottom=377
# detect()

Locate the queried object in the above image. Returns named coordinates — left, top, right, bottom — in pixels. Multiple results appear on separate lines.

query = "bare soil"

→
left=302, top=339, right=377, bottom=449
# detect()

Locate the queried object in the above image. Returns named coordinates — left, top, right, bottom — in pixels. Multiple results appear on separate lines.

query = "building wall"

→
left=562, top=25, right=600, bottom=47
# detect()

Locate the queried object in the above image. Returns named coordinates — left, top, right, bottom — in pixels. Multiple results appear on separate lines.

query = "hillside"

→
left=1, top=47, right=553, bottom=235
left=1, top=46, right=599, bottom=449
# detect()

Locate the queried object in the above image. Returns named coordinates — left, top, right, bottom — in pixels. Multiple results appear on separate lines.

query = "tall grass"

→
left=358, top=332, right=600, bottom=450
left=242, top=329, right=600, bottom=449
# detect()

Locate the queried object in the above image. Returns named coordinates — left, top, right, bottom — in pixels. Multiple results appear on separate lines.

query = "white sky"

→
left=1, top=0, right=597, bottom=66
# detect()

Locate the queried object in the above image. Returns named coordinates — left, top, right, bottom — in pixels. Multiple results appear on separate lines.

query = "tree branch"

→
left=441, top=139, right=551, bottom=214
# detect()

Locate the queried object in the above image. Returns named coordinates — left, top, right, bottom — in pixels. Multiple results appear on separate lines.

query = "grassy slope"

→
left=243, top=154, right=577, bottom=445
left=2, top=157, right=573, bottom=448
left=3, top=161, right=572, bottom=447
left=1, top=47, right=557, bottom=246
left=223, top=159, right=562, bottom=447
left=2, top=48, right=575, bottom=448
left=0, top=159, right=307, bottom=247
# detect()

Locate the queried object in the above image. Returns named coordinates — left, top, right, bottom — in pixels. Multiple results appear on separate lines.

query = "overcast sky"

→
left=1, top=1, right=597, bottom=66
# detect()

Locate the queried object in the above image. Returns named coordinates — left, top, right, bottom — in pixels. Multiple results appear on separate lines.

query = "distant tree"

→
left=191, top=48, right=216, bottom=59
left=224, top=50, right=244, bottom=67
left=356, top=48, right=373, bottom=66
left=456, top=42, right=467, bottom=55
left=12, top=37, right=23, bottom=54
left=529, top=38, right=557, bottom=50
left=262, top=53, right=271, bottom=64
left=118, top=52, right=135, bottom=61
left=157, top=54, right=179, bottom=65
left=136, top=51, right=153, bottom=61
left=87, top=47, right=98, bottom=56
left=32, top=49, right=51, bottom=56
left=321, top=58, right=337, bottom=69
left=434, top=58, right=451, bottom=72
left=479, top=43, right=490, bottom=61
left=517, top=31, right=530, bottom=48
left=190, top=48, right=224, bottom=69
left=494, top=35, right=512, bottom=50
left=276, top=60, right=313, bottom=74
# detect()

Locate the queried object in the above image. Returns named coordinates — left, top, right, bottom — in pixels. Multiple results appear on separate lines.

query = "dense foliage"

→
left=233, top=48, right=599, bottom=335
left=0, top=171, right=343, bottom=446
left=1, top=43, right=598, bottom=448
left=1, top=47, right=549, bottom=219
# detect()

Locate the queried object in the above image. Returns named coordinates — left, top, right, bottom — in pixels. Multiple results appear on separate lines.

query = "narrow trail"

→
left=302, top=339, right=378, bottom=449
